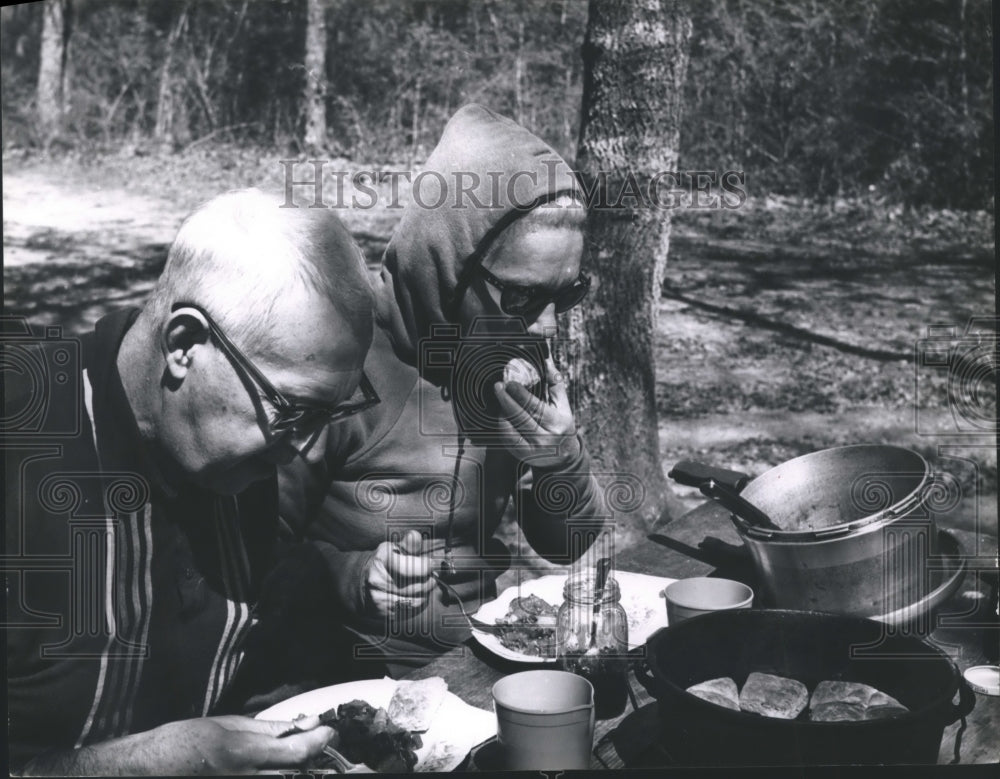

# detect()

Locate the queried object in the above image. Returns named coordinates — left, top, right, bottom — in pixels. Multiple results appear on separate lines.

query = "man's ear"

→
left=163, top=307, right=211, bottom=382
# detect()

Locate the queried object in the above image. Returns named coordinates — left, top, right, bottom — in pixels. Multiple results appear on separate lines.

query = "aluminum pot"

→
left=669, top=445, right=938, bottom=619
left=634, top=609, right=976, bottom=766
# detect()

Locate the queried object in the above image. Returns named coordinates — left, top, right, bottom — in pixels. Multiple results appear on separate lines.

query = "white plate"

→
left=256, top=677, right=496, bottom=772
left=471, top=570, right=677, bottom=663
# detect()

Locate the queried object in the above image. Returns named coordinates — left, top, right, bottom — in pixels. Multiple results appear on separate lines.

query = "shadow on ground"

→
left=4, top=229, right=169, bottom=335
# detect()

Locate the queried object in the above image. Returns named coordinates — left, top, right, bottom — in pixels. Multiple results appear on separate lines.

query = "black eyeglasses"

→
left=171, top=302, right=379, bottom=437
left=478, top=267, right=591, bottom=316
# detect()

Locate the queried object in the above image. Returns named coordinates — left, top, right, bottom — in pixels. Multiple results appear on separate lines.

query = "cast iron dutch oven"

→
left=634, top=610, right=976, bottom=766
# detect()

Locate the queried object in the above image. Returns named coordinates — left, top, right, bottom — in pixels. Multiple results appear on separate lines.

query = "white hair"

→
left=147, top=188, right=372, bottom=349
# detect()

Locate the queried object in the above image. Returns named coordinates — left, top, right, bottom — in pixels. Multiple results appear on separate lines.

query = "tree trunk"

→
left=410, top=76, right=421, bottom=155
left=563, top=67, right=573, bottom=151
left=36, top=0, right=72, bottom=139
left=514, top=19, right=525, bottom=124
left=958, top=0, right=968, bottom=121
left=154, top=3, right=189, bottom=145
left=303, top=0, right=327, bottom=151
left=570, top=0, right=692, bottom=531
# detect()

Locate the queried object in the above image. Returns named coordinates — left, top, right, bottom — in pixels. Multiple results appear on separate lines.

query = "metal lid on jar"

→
left=963, top=665, right=1000, bottom=696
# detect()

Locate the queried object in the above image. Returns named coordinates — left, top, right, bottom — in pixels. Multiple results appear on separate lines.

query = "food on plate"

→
left=739, top=672, right=809, bottom=719
left=686, top=677, right=740, bottom=711
left=808, top=680, right=909, bottom=722
left=388, top=677, right=449, bottom=732
left=503, top=357, right=541, bottom=389
left=315, top=699, right=423, bottom=772
left=503, top=595, right=557, bottom=626
left=494, top=594, right=559, bottom=657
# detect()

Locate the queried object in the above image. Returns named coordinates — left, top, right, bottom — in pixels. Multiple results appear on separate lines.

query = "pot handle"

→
left=948, top=676, right=977, bottom=724
left=631, top=656, right=660, bottom=699
left=945, top=676, right=978, bottom=764
left=668, top=461, right=751, bottom=491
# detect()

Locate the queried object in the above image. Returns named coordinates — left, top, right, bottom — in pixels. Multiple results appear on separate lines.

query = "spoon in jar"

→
left=588, top=557, right=612, bottom=650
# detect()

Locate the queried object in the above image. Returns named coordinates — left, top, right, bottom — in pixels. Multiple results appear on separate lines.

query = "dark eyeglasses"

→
left=171, top=302, right=379, bottom=437
left=478, top=267, right=591, bottom=316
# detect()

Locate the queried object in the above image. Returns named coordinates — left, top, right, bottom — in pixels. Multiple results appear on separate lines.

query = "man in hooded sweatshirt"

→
left=278, top=104, right=607, bottom=676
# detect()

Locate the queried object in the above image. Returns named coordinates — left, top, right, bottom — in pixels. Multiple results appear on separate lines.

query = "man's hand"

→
left=365, top=529, right=435, bottom=618
left=21, top=715, right=334, bottom=776
left=493, top=357, right=581, bottom=468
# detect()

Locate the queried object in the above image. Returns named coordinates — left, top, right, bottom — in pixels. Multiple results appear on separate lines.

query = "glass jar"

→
left=556, top=569, right=629, bottom=719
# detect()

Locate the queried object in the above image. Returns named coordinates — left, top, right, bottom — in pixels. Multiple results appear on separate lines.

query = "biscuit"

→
left=503, top=358, right=541, bottom=389
left=387, top=677, right=449, bottom=733
left=686, top=677, right=740, bottom=711
left=809, top=680, right=908, bottom=722
left=739, top=672, right=809, bottom=719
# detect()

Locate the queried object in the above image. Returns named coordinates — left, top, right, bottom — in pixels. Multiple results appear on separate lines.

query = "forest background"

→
left=2, top=0, right=995, bottom=562
left=2, top=0, right=993, bottom=208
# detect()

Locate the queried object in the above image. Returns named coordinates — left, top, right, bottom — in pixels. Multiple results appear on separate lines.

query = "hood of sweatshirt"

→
left=373, top=104, right=582, bottom=365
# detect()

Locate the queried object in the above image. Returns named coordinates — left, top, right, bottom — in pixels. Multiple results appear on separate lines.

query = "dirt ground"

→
left=3, top=153, right=996, bottom=552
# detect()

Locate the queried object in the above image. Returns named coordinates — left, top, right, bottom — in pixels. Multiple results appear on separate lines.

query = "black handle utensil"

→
left=668, top=461, right=782, bottom=533
left=668, top=461, right=751, bottom=491
left=698, top=479, right=782, bottom=532
left=589, top=557, right=612, bottom=649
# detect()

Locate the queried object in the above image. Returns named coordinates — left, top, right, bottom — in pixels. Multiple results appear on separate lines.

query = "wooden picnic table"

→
left=406, top=499, right=1000, bottom=769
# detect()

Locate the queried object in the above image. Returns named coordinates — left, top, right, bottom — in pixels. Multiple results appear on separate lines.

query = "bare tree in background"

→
left=303, top=0, right=327, bottom=151
left=36, top=0, right=72, bottom=139
left=153, top=2, right=190, bottom=147
left=570, top=0, right=692, bottom=529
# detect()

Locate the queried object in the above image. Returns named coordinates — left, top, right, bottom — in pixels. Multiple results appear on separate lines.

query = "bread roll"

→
left=809, top=680, right=908, bottom=722
left=387, top=677, right=448, bottom=732
left=686, top=677, right=740, bottom=711
left=503, top=357, right=541, bottom=389
left=739, top=672, right=809, bottom=719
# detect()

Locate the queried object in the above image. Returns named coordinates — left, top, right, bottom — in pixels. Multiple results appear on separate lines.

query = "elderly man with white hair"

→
left=5, top=189, right=376, bottom=774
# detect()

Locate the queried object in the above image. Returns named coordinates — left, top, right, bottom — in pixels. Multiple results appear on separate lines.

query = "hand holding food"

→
left=148, top=715, right=335, bottom=774
left=503, top=357, right=542, bottom=390
left=493, top=357, right=581, bottom=468
left=366, top=529, right=434, bottom=618
left=18, top=715, right=334, bottom=776
left=294, top=677, right=452, bottom=773
left=315, top=700, right=423, bottom=773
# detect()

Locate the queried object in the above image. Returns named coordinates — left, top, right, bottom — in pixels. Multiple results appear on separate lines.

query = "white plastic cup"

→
left=661, top=577, right=754, bottom=625
left=492, top=670, right=595, bottom=770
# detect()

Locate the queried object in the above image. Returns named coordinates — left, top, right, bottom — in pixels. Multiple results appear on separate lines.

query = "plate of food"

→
left=256, top=676, right=496, bottom=773
left=471, top=570, right=677, bottom=663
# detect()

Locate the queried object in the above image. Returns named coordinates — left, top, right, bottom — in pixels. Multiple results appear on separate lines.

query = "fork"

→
left=320, top=745, right=373, bottom=774
left=431, top=571, right=508, bottom=634
left=276, top=717, right=372, bottom=773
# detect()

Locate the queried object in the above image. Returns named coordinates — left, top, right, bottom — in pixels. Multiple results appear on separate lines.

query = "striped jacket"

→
left=4, top=309, right=279, bottom=771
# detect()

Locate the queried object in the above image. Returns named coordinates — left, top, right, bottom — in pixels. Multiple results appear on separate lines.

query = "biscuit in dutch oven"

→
left=739, top=672, right=809, bottom=719
left=686, top=677, right=740, bottom=711
left=809, top=680, right=909, bottom=722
